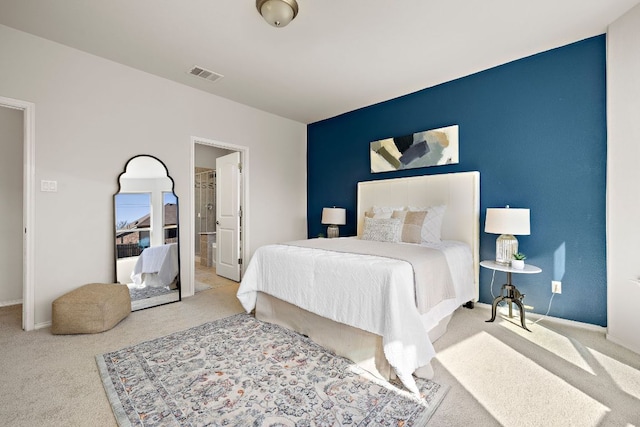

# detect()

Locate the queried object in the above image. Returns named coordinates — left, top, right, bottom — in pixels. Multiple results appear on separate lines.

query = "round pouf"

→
left=51, top=283, right=131, bottom=335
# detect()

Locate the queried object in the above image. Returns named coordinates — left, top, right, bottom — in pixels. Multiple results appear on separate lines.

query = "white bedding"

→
left=236, top=237, right=474, bottom=395
left=131, top=243, right=179, bottom=287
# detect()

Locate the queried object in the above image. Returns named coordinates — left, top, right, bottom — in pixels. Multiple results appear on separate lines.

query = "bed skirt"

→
left=255, top=292, right=452, bottom=383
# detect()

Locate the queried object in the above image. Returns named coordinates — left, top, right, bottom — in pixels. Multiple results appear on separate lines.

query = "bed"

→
left=117, top=243, right=179, bottom=292
left=237, top=171, right=479, bottom=396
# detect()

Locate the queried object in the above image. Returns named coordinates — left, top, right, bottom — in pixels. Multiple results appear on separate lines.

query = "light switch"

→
left=40, top=180, right=58, bottom=192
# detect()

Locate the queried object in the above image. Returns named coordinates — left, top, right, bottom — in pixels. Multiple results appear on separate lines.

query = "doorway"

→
left=189, top=137, right=248, bottom=297
left=0, top=96, right=35, bottom=331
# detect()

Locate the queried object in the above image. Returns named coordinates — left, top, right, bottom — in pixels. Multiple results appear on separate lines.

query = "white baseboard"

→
left=605, top=333, right=640, bottom=355
left=0, top=299, right=22, bottom=307
left=474, top=302, right=606, bottom=333
left=35, top=321, right=51, bottom=330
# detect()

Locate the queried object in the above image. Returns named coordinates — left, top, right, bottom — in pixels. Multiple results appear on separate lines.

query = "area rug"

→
left=96, top=313, right=448, bottom=426
left=128, top=285, right=174, bottom=302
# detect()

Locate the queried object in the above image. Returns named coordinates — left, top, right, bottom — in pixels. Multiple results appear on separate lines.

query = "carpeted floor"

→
left=1, top=283, right=639, bottom=426
left=194, top=281, right=213, bottom=292
left=97, top=313, right=447, bottom=426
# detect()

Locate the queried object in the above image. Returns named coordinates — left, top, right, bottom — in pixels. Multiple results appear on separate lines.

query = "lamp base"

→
left=327, top=225, right=339, bottom=238
left=496, top=234, right=518, bottom=265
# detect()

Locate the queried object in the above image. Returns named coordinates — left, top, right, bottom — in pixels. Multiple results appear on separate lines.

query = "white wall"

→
left=0, top=24, right=307, bottom=327
left=0, top=106, right=24, bottom=304
left=607, top=4, right=640, bottom=354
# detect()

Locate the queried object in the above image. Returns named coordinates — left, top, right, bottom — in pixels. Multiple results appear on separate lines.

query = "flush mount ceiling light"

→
left=256, top=0, right=299, bottom=28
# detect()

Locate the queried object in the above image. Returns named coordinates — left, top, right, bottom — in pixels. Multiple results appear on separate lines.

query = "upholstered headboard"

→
left=357, top=171, right=480, bottom=301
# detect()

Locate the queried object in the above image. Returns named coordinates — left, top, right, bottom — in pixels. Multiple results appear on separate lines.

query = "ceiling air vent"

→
left=188, top=66, right=224, bottom=83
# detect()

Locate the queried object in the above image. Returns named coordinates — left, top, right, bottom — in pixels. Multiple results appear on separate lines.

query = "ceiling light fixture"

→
left=256, top=0, right=299, bottom=28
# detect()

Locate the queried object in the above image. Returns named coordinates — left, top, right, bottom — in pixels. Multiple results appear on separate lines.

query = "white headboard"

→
left=357, top=171, right=480, bottom=301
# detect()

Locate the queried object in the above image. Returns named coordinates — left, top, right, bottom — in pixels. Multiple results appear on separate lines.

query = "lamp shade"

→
left=485, top=207, right=530, bottom=235
left=321, top=207, right=346, bottom=225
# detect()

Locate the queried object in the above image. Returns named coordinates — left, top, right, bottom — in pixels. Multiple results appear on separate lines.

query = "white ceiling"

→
left=1, top=0, right=638, bottom=124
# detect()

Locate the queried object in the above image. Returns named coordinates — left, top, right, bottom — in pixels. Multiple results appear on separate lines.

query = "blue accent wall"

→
left=307, top=35, right=607, bottom=326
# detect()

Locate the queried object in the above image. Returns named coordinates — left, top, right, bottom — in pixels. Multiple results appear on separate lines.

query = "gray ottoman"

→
left=51, top=283, right=131, bottom=335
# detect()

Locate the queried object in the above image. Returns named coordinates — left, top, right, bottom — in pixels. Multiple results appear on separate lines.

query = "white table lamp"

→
left=485, top=206, right=530, bottom=265
left=321, top=207, right=346, bottom=238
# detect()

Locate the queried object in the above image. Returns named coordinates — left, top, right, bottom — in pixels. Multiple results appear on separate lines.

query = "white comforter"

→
left=131, top=243, right=179, bottom=287
left=236, top=238, right=474, bottom=395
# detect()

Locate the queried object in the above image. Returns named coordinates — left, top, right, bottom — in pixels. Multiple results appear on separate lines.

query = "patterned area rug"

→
left=128, top=285, right=174, bottom=301
left=96, top=314, right=448, bottom=426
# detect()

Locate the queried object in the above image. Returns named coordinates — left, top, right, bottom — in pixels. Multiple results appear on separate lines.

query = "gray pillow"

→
left=361, top=217, right=402, bottom=242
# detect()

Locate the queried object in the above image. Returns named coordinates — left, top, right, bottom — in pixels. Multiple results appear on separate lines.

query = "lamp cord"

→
left=490, top=269, right=498, bottom=299
left=531, top=292, right=555, bottom=325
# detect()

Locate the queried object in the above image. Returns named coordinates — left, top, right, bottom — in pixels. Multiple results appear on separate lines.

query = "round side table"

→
left=480, top=260, right=542, bottom=331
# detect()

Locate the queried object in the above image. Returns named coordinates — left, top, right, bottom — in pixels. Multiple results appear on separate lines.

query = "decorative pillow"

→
left=361, top=217, right=402, bottom=242
left=364, top=210, right=383, bottom=219
left=365, top=206, right=405, bottom=219
left=391, top=210, right=407, bottom=221
left=407, top=205, right=446, bottom=243
left=393, top=210, right=427, bottom=244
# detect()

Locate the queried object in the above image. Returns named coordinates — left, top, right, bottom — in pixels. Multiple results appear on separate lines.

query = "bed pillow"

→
left=392, top=210, right=427, bottom=244
left=407, top=205, right=446, bottom=243
left=365, top=206, right=405, bottom=219
left=361, top=217, right=402, bottom=242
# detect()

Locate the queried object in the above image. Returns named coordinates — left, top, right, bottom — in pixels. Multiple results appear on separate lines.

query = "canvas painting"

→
left=370, top=124, right=459, bottom=173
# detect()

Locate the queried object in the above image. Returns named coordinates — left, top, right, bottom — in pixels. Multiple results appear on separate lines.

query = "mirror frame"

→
left=114, top=154, right=181, bottom=310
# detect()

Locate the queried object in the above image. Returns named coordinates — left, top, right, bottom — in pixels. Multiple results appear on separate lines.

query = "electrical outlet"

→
left=552, top=280, right=562, bottom=294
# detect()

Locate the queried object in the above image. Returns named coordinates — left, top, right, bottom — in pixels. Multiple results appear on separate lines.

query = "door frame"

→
left=0, top=96, right=36, bottom=331
left=189, top=136, right=249, bottom=296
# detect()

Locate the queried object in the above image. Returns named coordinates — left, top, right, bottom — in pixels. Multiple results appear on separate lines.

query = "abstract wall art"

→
left=370, top=124, right=459, bottom=173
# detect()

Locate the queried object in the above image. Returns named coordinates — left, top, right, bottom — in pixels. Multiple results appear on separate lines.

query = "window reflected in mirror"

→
left=163, top=192, right=178, bottom=245
left=115, top=193, right=152, bottom=258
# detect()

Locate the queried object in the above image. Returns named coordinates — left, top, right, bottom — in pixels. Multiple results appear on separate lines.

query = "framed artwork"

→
left=370, top=124, right=459, bottom=173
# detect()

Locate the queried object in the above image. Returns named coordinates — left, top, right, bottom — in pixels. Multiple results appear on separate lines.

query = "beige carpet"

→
left=1, top=286, right=639, bottom=426
left=0, top=284, right=243, bottom=427
left=431, top=306, right=640, bottom=426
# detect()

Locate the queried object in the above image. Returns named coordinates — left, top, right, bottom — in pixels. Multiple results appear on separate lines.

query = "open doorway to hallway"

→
left=0, top=96, right=35, bottom=331
left=0, top=105, right=24, bottom=309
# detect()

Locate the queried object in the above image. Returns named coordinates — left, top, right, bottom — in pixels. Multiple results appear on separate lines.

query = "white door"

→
left=215, top=152, right=241, bottom=281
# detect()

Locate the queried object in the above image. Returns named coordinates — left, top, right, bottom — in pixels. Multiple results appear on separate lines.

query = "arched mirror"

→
left=114, top=155, right=180, bottom=310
